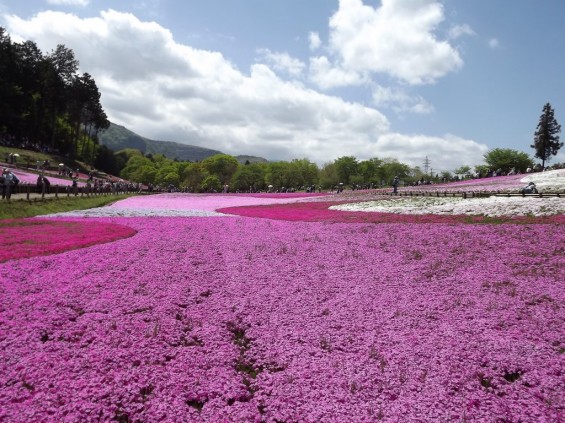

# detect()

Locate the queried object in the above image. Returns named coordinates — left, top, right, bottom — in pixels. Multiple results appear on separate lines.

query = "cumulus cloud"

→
left=47, top=0, right=89, bottom=5
left=448, top=23, right=475, bottom=39
left=372, top=85, right=434, bottom=115
left=256, top=48, right=305, bottom=77
left=308, top=31, right=321, bottom=51
left=309, top=0, right=463, bottom=88
left=375, top=133, right=488, bottom=170
left=3, top=8, right=487, bottom=170
left=488, top=38, right=500, bottom=49
left=309, top=55, right=368, bottom=89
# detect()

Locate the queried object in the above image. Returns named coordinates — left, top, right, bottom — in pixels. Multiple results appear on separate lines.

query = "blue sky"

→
left=1, top=0, right=564, bottom=171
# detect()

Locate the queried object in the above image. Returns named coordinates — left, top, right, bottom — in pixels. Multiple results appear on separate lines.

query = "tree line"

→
left=109, top=147, right=554, bottom=193
left=0, top=27, right=109, bottom=163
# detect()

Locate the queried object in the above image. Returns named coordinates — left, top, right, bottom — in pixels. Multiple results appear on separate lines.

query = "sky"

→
left=1, top=0, right=564, bottom=172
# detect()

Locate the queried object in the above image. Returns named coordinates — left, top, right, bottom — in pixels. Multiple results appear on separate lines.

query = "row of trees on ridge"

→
left=0, top=27, right=109, bottom=163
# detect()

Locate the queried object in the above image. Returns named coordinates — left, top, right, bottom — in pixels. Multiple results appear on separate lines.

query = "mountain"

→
left=235, top=155, right=270, bottom=164
left=98, top=123, right=223, bottom=162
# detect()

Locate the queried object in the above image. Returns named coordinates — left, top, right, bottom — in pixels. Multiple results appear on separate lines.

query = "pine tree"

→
left=531, top=103, right=562, bottom=169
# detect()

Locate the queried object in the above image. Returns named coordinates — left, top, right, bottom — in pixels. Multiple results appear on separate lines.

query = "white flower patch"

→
left=331, top=196, right=565, bottom=217
left=44, top=207, right=227, bottom=218
left=521, top=169, right=565, bottom=191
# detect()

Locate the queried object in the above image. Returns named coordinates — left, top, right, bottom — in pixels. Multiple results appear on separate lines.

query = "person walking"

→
left=2, top=168, right=19, bottom=201
left=392, top=176, right=400, bottom=194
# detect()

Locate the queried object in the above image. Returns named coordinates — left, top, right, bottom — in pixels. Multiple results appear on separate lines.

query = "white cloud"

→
left=308, top=31, right=321, bottom=50
left=375, top=133, right=488, bottom=170
left=3, top=9, right=487, bottom=170
left=448, top=23, right=475, bottom=39
left=47, top=0, right=89, bottom=6
left=256, top=48, right=305, bottom=77
left=372, top=85, right=434, bottom=114
left=488, top=38, right=499, bottom=49
left=309, top=55, right=367, bottom=89
left=310, top=0, right=463, bottom=88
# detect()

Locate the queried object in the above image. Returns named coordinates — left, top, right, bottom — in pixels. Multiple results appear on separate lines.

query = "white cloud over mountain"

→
left=3, top=2, right=487, bottom=170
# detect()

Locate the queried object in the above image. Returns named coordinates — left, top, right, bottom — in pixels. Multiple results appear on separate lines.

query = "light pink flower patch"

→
left=9, top=169, right=86, bottom=187
left=111, top=193, right=325, bottom=212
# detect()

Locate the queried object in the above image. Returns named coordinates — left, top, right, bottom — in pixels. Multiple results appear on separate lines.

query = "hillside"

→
left=98, top=123, right=223, bottom=162
left=235, top=155, right=270, bottom=164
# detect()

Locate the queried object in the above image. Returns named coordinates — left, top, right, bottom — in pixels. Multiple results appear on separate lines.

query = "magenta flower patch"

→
left=0, top=219, right=137, bottom=262
left=0, top=213, right=563, bottom=422
left=218, top=200, right=565, bottom=224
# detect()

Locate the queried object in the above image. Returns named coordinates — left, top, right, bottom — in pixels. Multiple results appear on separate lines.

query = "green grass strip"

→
left=0, top=194, right=135, bottom=219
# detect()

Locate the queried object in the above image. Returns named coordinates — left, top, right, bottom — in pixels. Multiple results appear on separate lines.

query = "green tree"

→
left=201, top=154, right=239, bottom=184
left=200, top=175, right=222, bottom=192
left=319, top=162, right=339, bottom=189
left=134, top=165, right=158, bottom=185
left=231, top=163, right=266, bottom=191
left=334, top=156, right=358, bottom=185
left=119, top=154, right=153, bottom=181
left=288, top=158, right=319, bottom=188
left=358, top=158, right=383, bottom=185
left=532, top=103, right=562, bottom=169
left=183, top=162, right=208, bottom=191
left=483, top=148, right=534, bottom=174
left=440, top=170, right=453, bottom=181
left=380, top=159, right=410, bottom=185
left=94, top=145, right=122, bottom=176
left=155, top=164, right=180, bottom=186
left=454, top=165, right=472, bottom=177
left=473, top=165, right=489, bottom=177
left=266, top=161, right=292, bottom=189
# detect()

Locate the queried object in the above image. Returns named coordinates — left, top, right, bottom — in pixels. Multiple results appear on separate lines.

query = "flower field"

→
left=0, top=173, right=563, bottom=422
left=7, top=169, right=87, bottom=187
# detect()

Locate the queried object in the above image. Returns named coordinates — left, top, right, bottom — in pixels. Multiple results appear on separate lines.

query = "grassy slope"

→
left=0, top=195, right=134, bottom=219
left=0, top=146, right=90, bottom=173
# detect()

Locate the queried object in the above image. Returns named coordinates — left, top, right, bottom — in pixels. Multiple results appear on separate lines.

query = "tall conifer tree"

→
left=532, top=103, right=562, bottom=169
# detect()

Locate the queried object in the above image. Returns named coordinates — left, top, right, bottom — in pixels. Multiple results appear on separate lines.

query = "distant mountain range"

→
left=98, top=123, right=268, bottom=164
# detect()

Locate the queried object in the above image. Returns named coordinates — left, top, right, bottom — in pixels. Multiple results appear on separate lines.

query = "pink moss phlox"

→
left=8, top=169, right=87, bottom=187
left=218, top=201, right=565, bottom=224
left=0, top=218, right=137, bottom=262
left=111, top=193, right=326, bottom=212
left=0, top=216, right=563, bottom=421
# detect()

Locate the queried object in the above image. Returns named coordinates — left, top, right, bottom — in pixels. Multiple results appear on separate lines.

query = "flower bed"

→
left=1, top=182, right=564, bottom=421
left=219, top=200, right=565, bottom=224
left=46, top=193, right=325, bottom=218
left=7, top=169, right=86, bottom=187
left=331, top=196, right=565, bottom=217
left=0, top=219, right=137, bottom=262
left=0, top=216, right=563, bottom=422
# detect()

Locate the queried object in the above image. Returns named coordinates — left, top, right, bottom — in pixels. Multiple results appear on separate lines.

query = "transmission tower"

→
left=423, top=156, right=431, bottom=175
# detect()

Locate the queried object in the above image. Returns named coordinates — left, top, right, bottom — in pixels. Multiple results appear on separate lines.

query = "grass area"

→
left=0, top=145, right=90, bottom=173
left=0, top=194, right=134, bottom=219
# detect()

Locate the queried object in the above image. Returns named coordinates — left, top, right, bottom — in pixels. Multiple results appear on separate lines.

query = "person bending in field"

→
left=520, top=182, right=538, bottom=194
